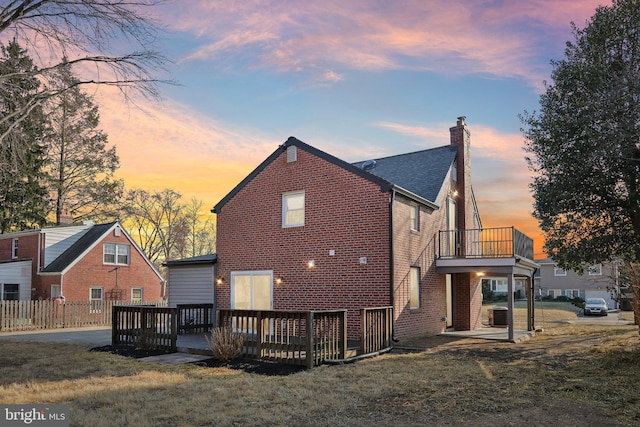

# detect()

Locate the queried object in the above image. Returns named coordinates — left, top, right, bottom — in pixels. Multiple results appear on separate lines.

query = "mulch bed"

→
left=190, top=357, right=307, bottom=376
left=89, top=345, right=307, bottom=376
left=89, top=345, right=172, bottom=359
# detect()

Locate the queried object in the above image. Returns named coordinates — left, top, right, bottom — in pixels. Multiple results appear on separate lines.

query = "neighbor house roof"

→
left=40, top=222, right=164, bottom=282
left=213, top=137, right=455, bottom=213
left=41, top=222, right=116, bottom=273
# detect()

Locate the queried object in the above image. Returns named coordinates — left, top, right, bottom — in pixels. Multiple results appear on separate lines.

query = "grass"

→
left=1, top=302, right=639, bottom=426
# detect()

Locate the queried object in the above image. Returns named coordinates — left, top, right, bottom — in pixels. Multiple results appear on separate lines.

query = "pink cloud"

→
left=161, top=0, right=611, bottom=87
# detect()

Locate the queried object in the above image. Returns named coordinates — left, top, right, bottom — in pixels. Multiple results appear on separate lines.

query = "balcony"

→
left=438, top=227, right=534, bottom=261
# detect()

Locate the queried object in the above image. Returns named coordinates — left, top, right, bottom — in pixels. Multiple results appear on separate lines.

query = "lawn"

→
left=0, top=302, right=638, bottom=426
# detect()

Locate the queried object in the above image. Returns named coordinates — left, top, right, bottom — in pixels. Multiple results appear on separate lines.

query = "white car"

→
left=584, top=298, right=608, bottom=316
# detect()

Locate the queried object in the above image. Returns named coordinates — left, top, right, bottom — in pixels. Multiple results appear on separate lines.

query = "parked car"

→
left=584, top=298, right=608, bottom=316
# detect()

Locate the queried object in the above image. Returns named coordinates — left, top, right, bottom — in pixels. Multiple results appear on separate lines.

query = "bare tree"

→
left=123, top=189, right=217, bottom=272
left=0, top=0, right=171, bottom=144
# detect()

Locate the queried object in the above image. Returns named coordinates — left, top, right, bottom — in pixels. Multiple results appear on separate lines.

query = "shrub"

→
left=135, top=328, right=156, bottom=350
left=205, top=326, right=247, bottom=361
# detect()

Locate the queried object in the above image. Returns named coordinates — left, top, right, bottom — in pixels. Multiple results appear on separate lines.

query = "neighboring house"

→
left=535, top=259, right=619, bottom=309
left=482, top=276, right=527, bottom=299
left=212, top=117, right=538, bottom=340
left=0, top=221, right=164, bottom=303
left=165, top=254, right=217, bottom=308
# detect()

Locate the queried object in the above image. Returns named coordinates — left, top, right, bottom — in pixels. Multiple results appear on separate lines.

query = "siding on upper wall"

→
left=167, top=265, right=215, bottom=307
left=42, top=224, right=92, bottom=267
left=0, top=260, right=32, bottom=300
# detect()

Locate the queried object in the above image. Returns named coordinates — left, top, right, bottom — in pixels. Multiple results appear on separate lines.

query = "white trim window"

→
left=11, top=238, right=18, bottom=259
left=564, top=289, right=580, bottom=299
left=131, top=288, right=143, bottom=303
left=282, top=191, right=305, bottom=227
left=554, top=267, right=567, bottom=276
left=410, top=204, right=419, bottom=231
left=103, top=243, right=130, bottom=265
left=409, top=267, right=420, bottom=309
left=2, top=284, right=19, bottom=301
left=51, top=285, right=62, bottom=299
left=548, top=289, right=561, bottom=298
left=90, top=287, right=103, bottom=313
left=588, top=264, right=602, bottom=276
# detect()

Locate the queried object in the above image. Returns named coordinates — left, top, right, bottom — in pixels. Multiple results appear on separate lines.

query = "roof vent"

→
left=287, top=145, right=297, bottom=163
left=361, top=160, right=376, bottom=171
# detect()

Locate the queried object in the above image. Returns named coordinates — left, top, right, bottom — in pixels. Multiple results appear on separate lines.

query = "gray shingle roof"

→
left=164, top=254, right=217, bottom=266
left=41, top=222, right=115, bottom=273
left=353, top=145, right=457, bottom=203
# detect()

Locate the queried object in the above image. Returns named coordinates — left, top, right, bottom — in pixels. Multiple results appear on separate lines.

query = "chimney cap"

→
left=457, top=116, right=466, bottom=125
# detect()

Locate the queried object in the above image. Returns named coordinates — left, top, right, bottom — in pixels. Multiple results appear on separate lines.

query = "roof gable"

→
left=212, top=137, right=393, bottom=213
left=40, top=222, right=164, bottom=282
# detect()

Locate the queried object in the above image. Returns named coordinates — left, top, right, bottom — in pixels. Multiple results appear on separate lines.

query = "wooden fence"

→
left=112, top=305, right=177, bottom=352
left=0, top=300, right=166, bottom=332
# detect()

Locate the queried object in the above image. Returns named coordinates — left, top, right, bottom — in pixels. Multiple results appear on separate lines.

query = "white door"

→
left=231, top=271, right=273, bottom=332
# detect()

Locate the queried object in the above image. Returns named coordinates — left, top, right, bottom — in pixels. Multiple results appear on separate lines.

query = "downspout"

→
left=389, top=189, right=399, bottom=342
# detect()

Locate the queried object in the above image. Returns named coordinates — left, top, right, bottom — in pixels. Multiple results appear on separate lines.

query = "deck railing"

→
left=360, top=307, right=393, bottom=355
left=177, top=304, right=214, bottom=334
left=439, top=227, right=533, bottom=260
left=217, top=309, right=348, bottom=368
left=112, top=305, right=178, bottom=352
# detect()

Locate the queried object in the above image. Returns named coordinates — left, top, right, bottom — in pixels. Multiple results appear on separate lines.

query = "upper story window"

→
left=11, top=238, right=18, bottom=259
left=103, top=243, right=130, bottom=265
left=410, top=204, right=419, bottom=231
left=588, top=264, right=602, bottom=275
left=282, top=191, right=305, bottom=228
left=554, top=267, right=567, bottom=276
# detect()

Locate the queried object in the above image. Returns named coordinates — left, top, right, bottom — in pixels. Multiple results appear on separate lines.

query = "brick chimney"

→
left=449, top=116, right=472, bottom=230
left=58, top=212, right=74, bottom=225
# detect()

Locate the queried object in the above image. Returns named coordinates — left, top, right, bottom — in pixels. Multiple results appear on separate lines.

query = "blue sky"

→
left=88, top=0, right=612, bottom=258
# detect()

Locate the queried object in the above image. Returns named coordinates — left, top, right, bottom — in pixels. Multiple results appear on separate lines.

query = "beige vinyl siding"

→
left=167, top=265, right=215, bottom=307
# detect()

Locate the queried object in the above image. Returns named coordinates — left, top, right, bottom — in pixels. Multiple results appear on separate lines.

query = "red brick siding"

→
left=216, top=146, right=391, bottom=338
left=392, top=192, right=451, bottom=338
left=59, top=231, right=163, bottom=302
left=0, top=234, right=42, bottom=299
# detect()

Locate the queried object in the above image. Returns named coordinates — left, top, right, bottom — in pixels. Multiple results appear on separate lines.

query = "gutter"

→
left=389, top=189, right=399, bottom=343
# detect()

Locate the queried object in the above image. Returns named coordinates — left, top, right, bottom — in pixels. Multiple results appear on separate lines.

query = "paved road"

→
left=0, top=326, right=112, bottom=347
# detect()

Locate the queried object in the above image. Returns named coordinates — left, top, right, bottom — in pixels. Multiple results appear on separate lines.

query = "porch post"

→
left=507, top=274, right=514, bottom=341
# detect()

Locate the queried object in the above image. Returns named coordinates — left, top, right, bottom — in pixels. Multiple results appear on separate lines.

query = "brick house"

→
left=0, top=221, right=164, bottom=303
left=212, top=117, right=538, bottom=340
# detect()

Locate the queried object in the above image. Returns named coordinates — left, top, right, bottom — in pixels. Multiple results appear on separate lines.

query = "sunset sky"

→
left=90, top=0, right=612, bottom=260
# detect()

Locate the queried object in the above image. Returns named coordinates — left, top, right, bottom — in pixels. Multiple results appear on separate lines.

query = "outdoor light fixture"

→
left=275, top=277, right=284, bottom=285
left=307, top=260, right=315, bottom=268
left=476, top=272, right=485, bottom=277
left=452, top=190, right=459, bottom=198
left=216, top=277, right=224, bottom=285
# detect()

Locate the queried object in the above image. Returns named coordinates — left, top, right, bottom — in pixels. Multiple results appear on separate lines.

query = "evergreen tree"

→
left=0, top=40, right=48, bottom=232
left=45, top=61, right=123, bottom=224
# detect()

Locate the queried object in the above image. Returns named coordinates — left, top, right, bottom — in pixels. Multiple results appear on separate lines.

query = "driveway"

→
left=0, top=326, right=112, bottom=347
left=573, top=310, right=635, bottom=326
